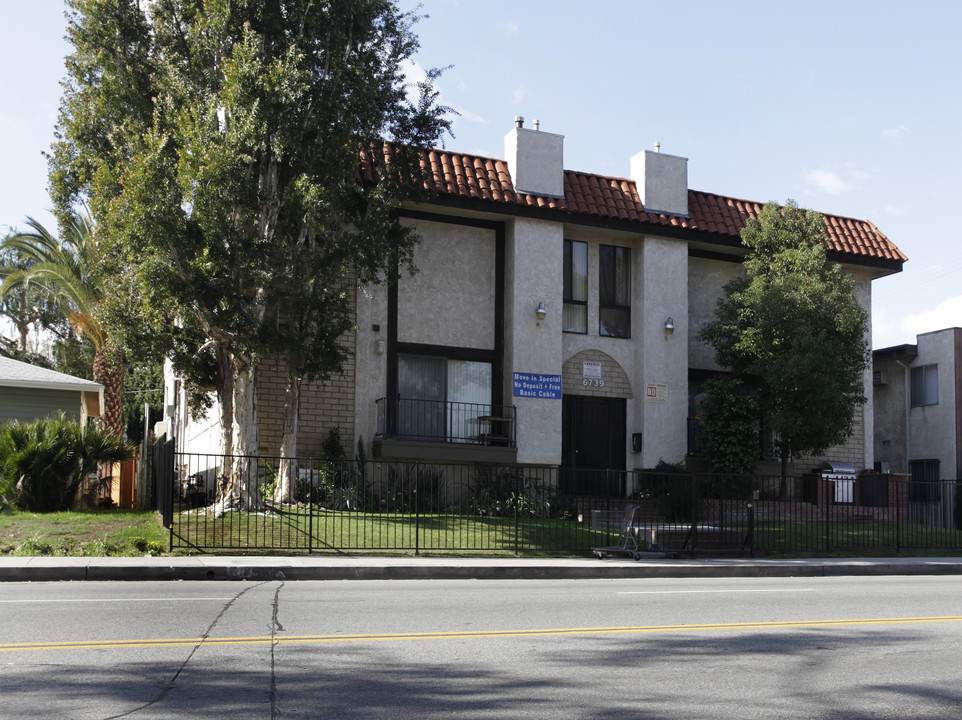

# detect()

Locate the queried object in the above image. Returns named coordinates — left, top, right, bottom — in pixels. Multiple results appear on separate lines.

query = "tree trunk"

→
left=273, top=375, right=302, bottom=504
left=216, top=344, right=234, bottom=459
left=211, top=354, right=264, bottom=514
left=93, top=348, right=124, bottom=437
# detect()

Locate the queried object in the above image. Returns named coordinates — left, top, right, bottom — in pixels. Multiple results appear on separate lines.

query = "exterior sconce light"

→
left=536, top=301, right=547, bottom=321
left=375, top=340, right=385, bottom=355
left=664, top=317, right=674, bottom=334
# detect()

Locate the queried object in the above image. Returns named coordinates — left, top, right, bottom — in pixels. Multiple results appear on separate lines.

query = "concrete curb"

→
left=3, top=557, right=962, bottom=582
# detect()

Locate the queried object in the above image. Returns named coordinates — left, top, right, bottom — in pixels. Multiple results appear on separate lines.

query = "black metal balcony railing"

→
left=376, top=397, right=517, bottom=447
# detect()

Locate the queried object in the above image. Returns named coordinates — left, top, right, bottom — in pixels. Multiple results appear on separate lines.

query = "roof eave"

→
left=409, top=194, right=905, bottom=273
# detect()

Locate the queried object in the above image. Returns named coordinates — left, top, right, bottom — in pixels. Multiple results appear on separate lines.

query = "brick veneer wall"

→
left=256, top=326, right=357, bottom=459
left=562, top=349, right=633, bottom=398
left=700, top=474, right=910, bottom=523
left=794, top=412, right=866, bottom=472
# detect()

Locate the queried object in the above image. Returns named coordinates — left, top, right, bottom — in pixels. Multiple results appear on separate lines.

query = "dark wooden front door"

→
left=561, top=395, right=626, bottom=495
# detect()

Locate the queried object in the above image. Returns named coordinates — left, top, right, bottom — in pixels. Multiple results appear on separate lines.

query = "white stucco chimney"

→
left=504, top=117, right=564, bottom=198
left=630, top=146, right=689, bottom=217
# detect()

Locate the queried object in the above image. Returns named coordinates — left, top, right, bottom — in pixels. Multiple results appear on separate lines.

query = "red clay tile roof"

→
left=364, top=146, right=906, bottom=265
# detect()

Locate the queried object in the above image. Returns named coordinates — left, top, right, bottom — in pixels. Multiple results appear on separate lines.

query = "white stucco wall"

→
left=637, top=236, right=689, bottom=467
left=911, top=329, right=958, bottom=477
left=504, top=217, right=564, bottom=464
left=161, top=359, right=223, bottom=456
left=397, top=220, right=497, bottom=350
left=353, top=281, right=390, bottom=450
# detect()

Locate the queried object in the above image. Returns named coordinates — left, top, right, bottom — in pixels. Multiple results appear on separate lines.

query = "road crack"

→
left=270, top=582, right=285, bottom=719
left=104, top=581, right=269, bottom=719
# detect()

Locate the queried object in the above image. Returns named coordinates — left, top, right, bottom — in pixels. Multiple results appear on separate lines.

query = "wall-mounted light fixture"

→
left=664, top=317, right=674, bottom=334
left=536, top=301, right=547, bottom=321
left=375, top=340, right=385, bottom=355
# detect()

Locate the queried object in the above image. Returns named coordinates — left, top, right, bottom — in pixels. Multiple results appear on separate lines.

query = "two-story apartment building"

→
left=163, top=118, right=906, bottom=489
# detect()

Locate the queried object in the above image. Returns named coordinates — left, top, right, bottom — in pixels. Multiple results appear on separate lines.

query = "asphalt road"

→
left=2, top=576, right=962, bottom=719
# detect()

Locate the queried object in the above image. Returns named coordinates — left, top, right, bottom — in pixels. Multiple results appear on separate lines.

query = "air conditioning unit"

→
left=873, top=370, right=886, bottom=386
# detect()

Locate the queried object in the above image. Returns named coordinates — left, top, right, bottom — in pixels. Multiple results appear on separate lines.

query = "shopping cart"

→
left=592, top=504, right=645, bottom=560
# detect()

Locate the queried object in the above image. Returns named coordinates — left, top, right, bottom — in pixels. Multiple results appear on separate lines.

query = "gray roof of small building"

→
left=0, top=356, right=103, bottom=392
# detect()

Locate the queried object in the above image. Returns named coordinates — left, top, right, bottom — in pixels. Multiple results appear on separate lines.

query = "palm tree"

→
left=0, top=213, right=124, bottom=436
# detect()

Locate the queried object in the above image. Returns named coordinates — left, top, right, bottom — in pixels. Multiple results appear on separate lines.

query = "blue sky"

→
left=2, top=1, right=960, bottom=350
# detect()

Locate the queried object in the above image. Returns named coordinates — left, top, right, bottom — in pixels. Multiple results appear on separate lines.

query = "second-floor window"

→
left=599, top=244, right=630, bottom=338
left=911, top=364, right=938, bottom=407
left=563, top=240, right=587, bottom=333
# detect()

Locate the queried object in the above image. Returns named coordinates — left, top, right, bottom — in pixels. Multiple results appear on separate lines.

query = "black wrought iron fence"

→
left=159, top=448, right=962, bottom=556
left=164, top=453, right=634, bottom=554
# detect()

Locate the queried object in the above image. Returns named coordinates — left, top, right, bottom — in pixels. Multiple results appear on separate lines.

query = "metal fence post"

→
left=690, top=471, right=698, bottom=559
left=896, top=477, right=901, bottom=553
left=825, top=483, right=831, bottom=553
left=308, top=467, right=314, bottom=554
left=514, top=467, right=520, bottom=557
left=414, top=462, right=420, bottom=556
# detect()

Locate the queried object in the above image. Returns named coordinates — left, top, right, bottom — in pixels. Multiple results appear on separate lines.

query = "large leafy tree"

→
left=50, top=0, right=451, bottom=510
left=0, top=214, right=125, bottom=436
left=0, top=236, right=52, bottom=355
left=699, top=200, right=869, bottom=483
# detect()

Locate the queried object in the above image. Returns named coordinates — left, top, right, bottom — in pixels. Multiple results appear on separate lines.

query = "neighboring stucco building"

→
left=874, top=328, right=962, bottom=481
left=165, top=119, right=906, bottom=487
left=0, top=355, right=103, bottom=425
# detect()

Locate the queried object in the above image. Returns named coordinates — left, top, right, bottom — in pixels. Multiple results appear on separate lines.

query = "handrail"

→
left=376, top=396, right=517, bottom=446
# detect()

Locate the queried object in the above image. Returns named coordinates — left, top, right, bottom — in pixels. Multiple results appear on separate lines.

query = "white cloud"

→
left=846, top=166, right=872, bottom=181
left=886, top=205, right=908, bottom=216
left=400, top=58, right=429, bottom=105
left=881, top=124, right=910, bottom=139
left=503, top=20, right=520, bottom=34
left=901, top=295, right=962, bottom=336
left=806, top=169, right=853, bottom=195
left=453, top=106, right=488, bottom=125
left=511, top=86, right=526, bottom=105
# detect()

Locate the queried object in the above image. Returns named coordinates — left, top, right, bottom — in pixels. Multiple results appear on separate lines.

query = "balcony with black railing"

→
left=375, top=397, right=518, bottom=462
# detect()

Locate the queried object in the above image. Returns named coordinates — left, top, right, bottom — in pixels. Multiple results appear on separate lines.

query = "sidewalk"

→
left=3, top=554, right=962, bottom=582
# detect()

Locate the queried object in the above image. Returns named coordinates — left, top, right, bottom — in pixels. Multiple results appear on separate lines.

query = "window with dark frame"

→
left=396, top=354, right=493, bottom=442
left=599, top=244, right=630, bottom=338
left=910, top=364, right=938, bottom=407
left=563, top=240, right=587, bottom=333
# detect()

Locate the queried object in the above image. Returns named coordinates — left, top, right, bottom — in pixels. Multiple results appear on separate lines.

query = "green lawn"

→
left=752, top=520, right=962, bottom=556
left=0, top=510, right=169, bottom=556
left=171, top=506, right=616, bottom=556
left=8, top=508, right=962, bottom=558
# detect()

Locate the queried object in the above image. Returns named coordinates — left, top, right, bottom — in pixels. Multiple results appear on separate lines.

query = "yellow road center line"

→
left=4, top=616, right=961, bottom=653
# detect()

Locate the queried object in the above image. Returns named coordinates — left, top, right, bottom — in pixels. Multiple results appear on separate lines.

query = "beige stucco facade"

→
left=875, top=328, right=962, bottom=480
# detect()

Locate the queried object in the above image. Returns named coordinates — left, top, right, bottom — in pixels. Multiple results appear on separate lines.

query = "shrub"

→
left=378, top=464, right=444, bottom=513
left=0, top=415, right=136, bottom=513
left=636, top=460, right=694, bottom=522
left=473, top=468, right=574, bottom=520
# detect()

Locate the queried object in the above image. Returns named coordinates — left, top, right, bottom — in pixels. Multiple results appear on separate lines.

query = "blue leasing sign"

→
left=513, top=372, right=562, bottom=399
